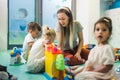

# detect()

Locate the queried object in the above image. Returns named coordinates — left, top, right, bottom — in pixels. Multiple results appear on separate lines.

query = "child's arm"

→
left=82, top=61, right=94, bottom=71
left=72, top=66, right=84, bottom=75
left=83, top=65, right=94, bottom=71
left=93, top=64, right=113, bottom=73
left=28, top=42, right=34, bottom=47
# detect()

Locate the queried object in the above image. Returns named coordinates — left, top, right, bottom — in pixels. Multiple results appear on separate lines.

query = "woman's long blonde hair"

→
left=57, top=7, right=74, bottom=49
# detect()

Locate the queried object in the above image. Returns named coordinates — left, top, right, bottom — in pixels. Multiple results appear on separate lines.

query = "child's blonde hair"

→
left=42, top=25, right=56, bottom=40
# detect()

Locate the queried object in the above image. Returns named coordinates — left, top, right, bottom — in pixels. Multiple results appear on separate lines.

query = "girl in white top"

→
left=26, top=26, right=56, bottom=73
left=70, top=17, right=117, bottom=80
left=22, top=22, right=41, bottom=61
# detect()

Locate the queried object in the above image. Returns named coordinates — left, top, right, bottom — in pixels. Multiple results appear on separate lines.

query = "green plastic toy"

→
left=56, top=54, right=65, bottom=71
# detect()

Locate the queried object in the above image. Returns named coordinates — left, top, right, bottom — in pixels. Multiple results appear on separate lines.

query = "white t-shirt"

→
left=74, top=44, right=117, bottom=80
left=23, top=33, right=37, bottom=60
left=26, top=38, right=45, bottom=73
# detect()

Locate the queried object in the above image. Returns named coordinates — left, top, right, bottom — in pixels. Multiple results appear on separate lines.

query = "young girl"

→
left=68, top=17, right=117, bottom=80
left=26, top=26, right=56, bottom=73
left=22, top=22, right=41, bottom=61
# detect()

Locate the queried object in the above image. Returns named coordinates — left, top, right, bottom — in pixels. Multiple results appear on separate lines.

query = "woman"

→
left=55, top=7, right=90, bottom=66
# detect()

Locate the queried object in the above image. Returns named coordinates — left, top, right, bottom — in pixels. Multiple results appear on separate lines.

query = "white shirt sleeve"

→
left=102, top=45, right=115, bottom=65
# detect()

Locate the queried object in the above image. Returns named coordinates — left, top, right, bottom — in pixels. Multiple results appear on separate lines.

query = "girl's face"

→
left=94, top=23, right=111, bottom=44
left=44, top=35, right=54, bottom=43
left=57, top=13, right=69, bottom=27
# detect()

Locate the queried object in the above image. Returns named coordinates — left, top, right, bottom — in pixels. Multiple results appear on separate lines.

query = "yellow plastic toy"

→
left=44, top=43, right=74, bottom=80
left=44, top=43, right=62, bottom=79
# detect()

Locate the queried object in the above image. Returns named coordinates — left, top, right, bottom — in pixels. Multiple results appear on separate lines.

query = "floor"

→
left=0, top=50, right=120, bottom=80
left=0, top=50, right=47, bottom=80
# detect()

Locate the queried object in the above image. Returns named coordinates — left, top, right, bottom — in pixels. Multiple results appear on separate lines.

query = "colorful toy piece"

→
left=44, top=43, right=62, bottom=79
left=114, top=48, right=120, bottom=62
left=56, top=54, right=65, bottom=70
left=56, top=54, right=65, bottom=80
left=44, top=43, right=74, bottom=80
left=10, top=47, right=24, bottom=66
left=83, top=44, right=95, bottom=50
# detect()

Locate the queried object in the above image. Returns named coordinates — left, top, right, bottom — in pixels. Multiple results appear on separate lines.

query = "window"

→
left=42, top=0, right=74, bottom=29
left=8, top=0, right=36, bottom=49
left=8, top=0, right=75, bottom=49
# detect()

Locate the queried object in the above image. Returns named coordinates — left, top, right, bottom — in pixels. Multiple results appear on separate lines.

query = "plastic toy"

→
left=56, top=54, right=65, bottom=70
left=114, top=48, right=120, bottom=62
left=83, top=44, right=95, bottom=50
left=56, top=54, right=74, bottom=80
left=9, top=47, right=24, bottom=66
left=114, top=48, right=118, bottom=53
left=44, top=43, right=62, bottom=79
left=44, top=43, right=74, bottom=80
left=56, top=54, right=65, bottom=80
left=116, top=65, right=120, bottom=72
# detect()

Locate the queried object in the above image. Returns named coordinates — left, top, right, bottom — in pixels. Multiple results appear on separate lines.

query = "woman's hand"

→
left=74, top=52, right=82, bottom=60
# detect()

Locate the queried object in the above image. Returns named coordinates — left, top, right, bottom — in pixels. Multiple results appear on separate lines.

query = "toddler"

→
left=22, top=22, right=41, bottom=61
left=26, top=25, right=56, bottom=73
left=67, top=17, right=118, bottom=80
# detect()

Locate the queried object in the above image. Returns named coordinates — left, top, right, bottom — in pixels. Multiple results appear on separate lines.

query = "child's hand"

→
left=16, top=54, right=20, bottom=58
left=83, top=65, right=94, bottom=71
left=85, top=67, right=94, bottom=71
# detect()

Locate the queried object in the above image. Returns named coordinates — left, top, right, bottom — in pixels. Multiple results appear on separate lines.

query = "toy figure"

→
left=44, top=43, right=62, bottom=79
left=44, top=43, right=74, bottom=80
left=56, top=54, right=65, bottom=80
left=10, top=47, right=23, bottom=66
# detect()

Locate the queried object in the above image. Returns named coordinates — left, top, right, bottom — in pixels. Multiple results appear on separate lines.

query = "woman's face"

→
left=57, top=13, right=69, bottom=27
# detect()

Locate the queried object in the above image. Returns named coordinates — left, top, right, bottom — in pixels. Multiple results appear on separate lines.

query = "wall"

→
left=76, top=0, right=109, bottom=45
left=105, top=8, right=120, bottom=48
left=76, top=0, right=89, bottom=44
left=0, top=0, right=7, bottom=51
left=0, top=0, right=110, bottom=50
left=76, top=0, right=100, bottom=45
